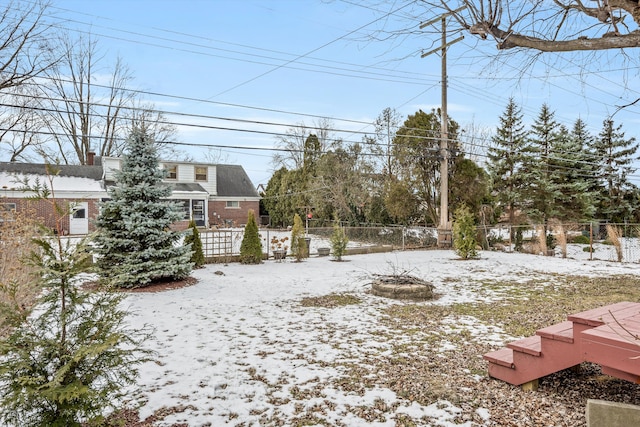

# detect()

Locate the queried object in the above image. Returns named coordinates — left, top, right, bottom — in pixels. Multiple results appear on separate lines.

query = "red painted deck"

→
left=483, top=302, right=640, bottom=387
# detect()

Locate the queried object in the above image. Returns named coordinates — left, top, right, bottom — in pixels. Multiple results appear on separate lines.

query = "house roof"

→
left=0, top=162, right=103, bottom=181
left=0, top=162, right=260, bottom=199
left=103, top=181, right=208, bottom=195
left=216, top=165, right=260, bottom=198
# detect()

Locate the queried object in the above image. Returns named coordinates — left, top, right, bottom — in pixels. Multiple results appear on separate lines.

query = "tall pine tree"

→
left=94, top=130, right=192, bottom=288
left=487, top=98, right=528, bottom=231
left=592, top=118, right=639, bottom=222
left=547, top=122, right=596, bottom=222
left=521, top=104, right=562, bottom=225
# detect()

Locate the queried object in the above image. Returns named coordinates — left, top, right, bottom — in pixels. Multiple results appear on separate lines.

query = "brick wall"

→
left=2, top=198, right=99, bottom=234
left=208, top=200, right=260, bottom=227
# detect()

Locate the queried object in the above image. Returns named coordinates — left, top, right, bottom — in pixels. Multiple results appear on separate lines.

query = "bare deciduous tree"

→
left=0, top=86, right=47, bottom=162
left=0, top=0, right=57, bottom=90
left=438, top=1, right=640, bottom=52
left=272, top=119, right=333, bottom=170
left=39, top=34, right=136, bottom=164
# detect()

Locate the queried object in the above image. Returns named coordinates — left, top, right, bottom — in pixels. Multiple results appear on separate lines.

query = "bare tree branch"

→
left=442, top=0, right=640, bottom=51
left=0, top=1, right=58, bottom=90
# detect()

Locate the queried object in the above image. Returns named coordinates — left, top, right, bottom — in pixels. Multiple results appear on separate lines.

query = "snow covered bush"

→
left=452, top=204, right=478, bottom=259
left=93, top=130, right=192, bottom=288
left=239, top=210, right=263, bottom=264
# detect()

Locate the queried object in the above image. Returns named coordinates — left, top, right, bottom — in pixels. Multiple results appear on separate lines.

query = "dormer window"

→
left=195, top=166, right=207, bottom=182
left=165, top=164, right=177, bottom=180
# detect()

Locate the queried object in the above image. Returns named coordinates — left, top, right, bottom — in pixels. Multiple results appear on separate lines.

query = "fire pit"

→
left=370, top=274, right=435, bottom=301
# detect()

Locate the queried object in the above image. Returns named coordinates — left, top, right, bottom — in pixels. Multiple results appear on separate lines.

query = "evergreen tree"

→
left=93, top=130, right=192, bottom=288
left=290, top=213, right=307, bottom=261
left=487, top=98, right=529, bottom=232
left=330, top=220, right=349, bottom=261
left=452, top=204, right=478, bottom=259
left=0, top=171, right=147, bottom=427
left=547, top=121, right=596, bottom=222
left=521, top=104, right=562, bottom=225
left=184, top=219, right=205, bottom=267
left=239, top=210, right=263, bottom=264
left=592, top=118, right=639, bottom=222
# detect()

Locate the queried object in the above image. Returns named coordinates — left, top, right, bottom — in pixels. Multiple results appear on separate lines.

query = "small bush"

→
left=583, top=246, right=594, bottom=252
left=184, top=220, right=205, bottom=267
left=239, top=210, right=263, bottom=264
left=572, top=234, right=590, bottom=244
left=290, top=214, right=307, bottom=262
left=330, top=221, right=349, bottom=261
left=452, top=205, right=478, bottom=259
left=514, top=228, right=524, bottom=252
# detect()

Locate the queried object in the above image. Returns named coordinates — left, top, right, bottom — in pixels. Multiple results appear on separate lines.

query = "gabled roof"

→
left=216, top=165, right=260, bottom=198
left=0, top=162, right=103, bottom=181
left=0, top=161, right=260, bottom=199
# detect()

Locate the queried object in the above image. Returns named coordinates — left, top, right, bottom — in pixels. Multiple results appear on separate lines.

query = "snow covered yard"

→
left=122, top=249, right=640, bottom=426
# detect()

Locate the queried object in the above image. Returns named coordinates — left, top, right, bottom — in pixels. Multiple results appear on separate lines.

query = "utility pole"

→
left=420, top=7, right=464, bottom=248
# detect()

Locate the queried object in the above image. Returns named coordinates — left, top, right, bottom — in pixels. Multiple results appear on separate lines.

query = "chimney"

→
left=87, top=151, right=95, bottom=166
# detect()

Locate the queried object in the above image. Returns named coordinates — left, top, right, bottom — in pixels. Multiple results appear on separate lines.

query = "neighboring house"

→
left=0, top=156, right=260, bottom=235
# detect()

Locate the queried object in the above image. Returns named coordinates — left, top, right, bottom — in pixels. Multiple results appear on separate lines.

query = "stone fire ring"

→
left=370, top=275, right=435, bottom=301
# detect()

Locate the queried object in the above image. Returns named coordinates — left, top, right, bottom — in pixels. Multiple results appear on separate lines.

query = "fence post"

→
left=590, top=222, right=593, bottom=261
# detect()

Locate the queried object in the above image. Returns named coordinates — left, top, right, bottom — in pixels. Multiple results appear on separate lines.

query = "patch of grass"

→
left=383, top=275, right=640, bottom=338
left=300, top=293, right=362, bottom=308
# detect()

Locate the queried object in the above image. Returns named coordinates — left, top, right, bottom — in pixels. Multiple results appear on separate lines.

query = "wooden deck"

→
left=484, top=302, right=640, bottom=388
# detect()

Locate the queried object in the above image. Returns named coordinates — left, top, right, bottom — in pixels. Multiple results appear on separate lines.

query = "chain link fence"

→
left=196, top=222, right=640, bottom=263
left=482, top=222, right=640, bottom=263
left=199, top=226, right=441, bottom=260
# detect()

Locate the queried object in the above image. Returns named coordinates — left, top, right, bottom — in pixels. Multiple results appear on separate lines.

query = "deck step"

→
left=483, top=347, right=514, bottom=369
left=536, top=321, right=574, bottom=343
left=507, top=335, right=541, bottom=356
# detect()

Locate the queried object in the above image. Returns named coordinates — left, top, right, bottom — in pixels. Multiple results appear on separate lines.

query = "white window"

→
left=0, top=203, right=16, bottom=221
left=195, top=166, right=207, bottom=181
left=165, top=165, right=178, bottom=180
left=226, top=201, right=239, bottom=208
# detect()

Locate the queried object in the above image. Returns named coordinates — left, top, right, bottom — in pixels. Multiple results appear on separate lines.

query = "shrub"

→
left=290, top=214, right=307, bottom=262
left=330, top=221, right=349, bottom=261
left=514, top=228, right=524, bottom=252
left=0, top=204, right=40, bottom=338
left=546, top=232, right=556, bottom=250
left=239, top=210, right=263, bottom=264
left=184, top=220, right=205, bottom=267
left=606, top=224, right=623, bottom=262
left=572, top=234, right=590, bottom=245
left=0, top=171, right=148, bottom=427
left=452, top=205, right=478, bottom=259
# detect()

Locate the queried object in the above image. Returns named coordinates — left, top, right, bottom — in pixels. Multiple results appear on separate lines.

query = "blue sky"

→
left=47, top=0, right=640, bottom=187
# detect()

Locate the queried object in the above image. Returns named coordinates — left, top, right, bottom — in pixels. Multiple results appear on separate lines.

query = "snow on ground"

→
left=123, top=247, right=639, bottom=426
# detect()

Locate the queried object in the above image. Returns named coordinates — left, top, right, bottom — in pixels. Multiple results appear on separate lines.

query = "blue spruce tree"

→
left=94, top=130, right=193, bottom=288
